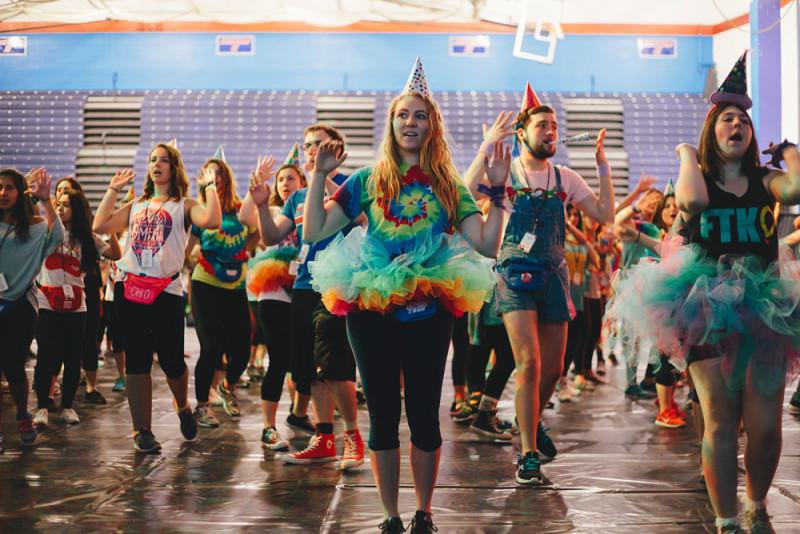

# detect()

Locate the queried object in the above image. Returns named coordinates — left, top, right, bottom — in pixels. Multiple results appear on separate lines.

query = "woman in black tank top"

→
left=608, top=93, right=800, bottom=532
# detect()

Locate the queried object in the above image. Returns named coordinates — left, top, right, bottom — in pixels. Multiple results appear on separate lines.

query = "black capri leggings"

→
left=466, top=322, right=516, bottom=400
left=654, top=354, right=678, bottom=387
left=120, top=289, right=186, bottom=378
left=81, top=269, right=102, bottom=372
left=347, top=308, right=453, bottom=452
left=258, top=299, right=292, bottom=402
left=450, top=314, right=469, bottom=388
left=582, top=297, right=602, bottom=372
left=564, top=305, right=589, bottom=376
left=191, top=280, right=251, bottom=403
left=0, top=298, right=36, bottom=385
left=35, top=310, right=86, bottom=409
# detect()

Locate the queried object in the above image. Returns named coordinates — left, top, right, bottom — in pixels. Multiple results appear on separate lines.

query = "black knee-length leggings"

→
left=258, top=299, right=292, bottom=402
left=35, top=309, right=86, bottom=409
left=347, top=308, right=453, bottom=452
left=191, top=280, right=251, bottom=403
left=450, top=314, right=469, bottom=388
left=466, top=322, right=516, bottom=400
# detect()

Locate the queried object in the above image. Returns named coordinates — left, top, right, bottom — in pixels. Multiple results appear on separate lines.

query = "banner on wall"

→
left=449, top=36, right=491, bottom=57
left=216, top=35, right=255, bottom=56
left=0, top=36, right=27, bottom=56
left=638, top=38, right=677, bottom=59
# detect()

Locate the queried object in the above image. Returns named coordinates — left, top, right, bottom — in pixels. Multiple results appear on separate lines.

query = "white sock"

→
left=715, top=516, right=739, bottom=529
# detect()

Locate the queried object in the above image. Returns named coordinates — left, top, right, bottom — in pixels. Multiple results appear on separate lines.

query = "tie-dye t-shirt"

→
left=330, top=165, right=480, bottom=256
left=191, top=209, right=254, bottom=290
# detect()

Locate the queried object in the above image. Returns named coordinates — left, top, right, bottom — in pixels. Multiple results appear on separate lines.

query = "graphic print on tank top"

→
left=129, top=206, right=173, bottom=265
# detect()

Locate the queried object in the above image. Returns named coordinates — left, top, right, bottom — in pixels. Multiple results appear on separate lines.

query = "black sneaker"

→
left=409, top=511, right=437, bottom=533
left=84, top=389, right=107, bottom=405
left=789, top=392, right=800, bottom=415
left=0, top=431, right=5, bottom=454
left=536, top=422, right=557, bottom=461
left=378, top=516, right=406, bottom=533
left=286, top=413, right=315, bottom=436
left=470, top=410, right=512, bottom=441
left=133, top=428, right=161, bottom=453
left=177, top=407, right=198, bottom=441
left=516, top=451, right=542, bottom=485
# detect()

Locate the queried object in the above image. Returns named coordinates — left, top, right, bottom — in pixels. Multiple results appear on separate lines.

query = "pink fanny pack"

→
left=122, top=273, right=179, bottom=305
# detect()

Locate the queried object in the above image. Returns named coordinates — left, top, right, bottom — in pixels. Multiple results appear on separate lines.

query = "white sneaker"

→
left=33, top=408, right=49, bottom=427
left=60, top=408, right=80, bottom=425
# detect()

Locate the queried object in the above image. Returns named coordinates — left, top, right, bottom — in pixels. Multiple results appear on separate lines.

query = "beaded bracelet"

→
left=477, top=184, right=507, bottom=208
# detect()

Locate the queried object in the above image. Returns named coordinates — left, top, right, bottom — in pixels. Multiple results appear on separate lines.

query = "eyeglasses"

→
left=302, top=139, right=324, bottom=152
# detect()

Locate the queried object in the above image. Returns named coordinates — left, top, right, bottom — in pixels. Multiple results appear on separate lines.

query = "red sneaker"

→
left=655, top=408, right=686, bottom=429
left=340, top=429, right=365, bottom=470
left=282, top=433, right=338, bottom=464
left=671, top=401, right=686, bottom=419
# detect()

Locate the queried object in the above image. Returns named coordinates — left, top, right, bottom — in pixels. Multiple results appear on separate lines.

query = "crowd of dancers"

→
left=2, top=53, right=800, bottom=533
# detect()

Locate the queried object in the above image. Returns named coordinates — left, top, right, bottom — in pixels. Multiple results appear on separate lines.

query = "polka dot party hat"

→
left=402, top=56, right=431, bottom=98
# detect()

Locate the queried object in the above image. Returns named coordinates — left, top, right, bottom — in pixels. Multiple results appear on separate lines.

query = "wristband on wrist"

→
left=477, top=184, right=507, bottom=208
left=597, top=163, right=611, bottom=177
left=109, top=186, right=123, bottom=194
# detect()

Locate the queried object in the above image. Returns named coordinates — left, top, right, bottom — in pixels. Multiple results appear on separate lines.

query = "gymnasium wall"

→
left=1, top=32, right=711, bottom=93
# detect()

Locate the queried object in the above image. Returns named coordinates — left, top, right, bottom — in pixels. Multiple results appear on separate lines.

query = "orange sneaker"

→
left=671, top=401, right=686, bottom=419
left=340, top=429, right=365, bottom=470
left=282, top=433, right=338, bottom=464
left=655, top=408, right=686, bottom=428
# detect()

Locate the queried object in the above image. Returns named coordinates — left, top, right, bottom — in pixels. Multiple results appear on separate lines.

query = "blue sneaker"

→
left=625, top=384, right=657, bottom=400
left=516, top=451, right=542, bottom=485
left=536, top=422, right=557, bottom=461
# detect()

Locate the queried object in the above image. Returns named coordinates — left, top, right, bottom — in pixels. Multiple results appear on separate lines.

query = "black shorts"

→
left=291, top=288, right=355, bottom=391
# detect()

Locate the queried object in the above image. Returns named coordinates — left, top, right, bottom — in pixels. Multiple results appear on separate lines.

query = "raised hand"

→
left=109, top=169, right=135, bottom=192
left=485, top=142, right=511, bottom=187
left=635, top=175, right=657, bottom=193
left=256, top=155, right=276, bottom=184
left=26, top=168, right=52, bottom=200
left=482, top=111, right=516, bottom=144
left=314, top=140, right=347, bottom=176
left=595, top=128, right=608, bottom=165
left=199, top=166, right=216, bottom=187
left=249, top=171, right=271, bottom=207
left=675, top=143, right=698, bottom=160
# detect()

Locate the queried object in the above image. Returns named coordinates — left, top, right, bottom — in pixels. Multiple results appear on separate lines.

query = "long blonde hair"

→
left=371, top=93, right=461, bottom=226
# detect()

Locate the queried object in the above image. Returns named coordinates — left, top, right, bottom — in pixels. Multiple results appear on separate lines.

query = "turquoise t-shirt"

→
left=281, top=172, right=356, bottom=290
left=330, top=164, right=480, bottom=256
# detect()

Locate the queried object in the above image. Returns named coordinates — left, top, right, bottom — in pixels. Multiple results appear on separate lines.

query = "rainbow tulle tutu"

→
left=247, top=246, right=298, bottom=295
left=308, top=227, right=495, bottom=317
left=605, top=236, right=800, bottom=395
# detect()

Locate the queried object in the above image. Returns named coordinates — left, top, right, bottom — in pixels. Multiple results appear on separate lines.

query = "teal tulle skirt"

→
left=307, top=227, right=495, bottom=317
left=605, top=237, right=800, bottom=395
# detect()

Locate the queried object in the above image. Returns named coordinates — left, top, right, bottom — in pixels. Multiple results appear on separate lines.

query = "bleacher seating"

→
left=1, top=90, right=711, bottom=199
left=0, top=91, right=87, bottom=177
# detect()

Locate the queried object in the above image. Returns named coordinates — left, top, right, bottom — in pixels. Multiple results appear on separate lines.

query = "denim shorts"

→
left=495, top=263, right=571, bottom=323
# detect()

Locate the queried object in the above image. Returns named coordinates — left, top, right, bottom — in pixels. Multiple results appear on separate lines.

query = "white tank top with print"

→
left=117, top=198, right=189, bottom=296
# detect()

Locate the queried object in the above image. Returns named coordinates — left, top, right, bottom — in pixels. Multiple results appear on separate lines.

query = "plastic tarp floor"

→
left=1, top=329, right=799, bottom=533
